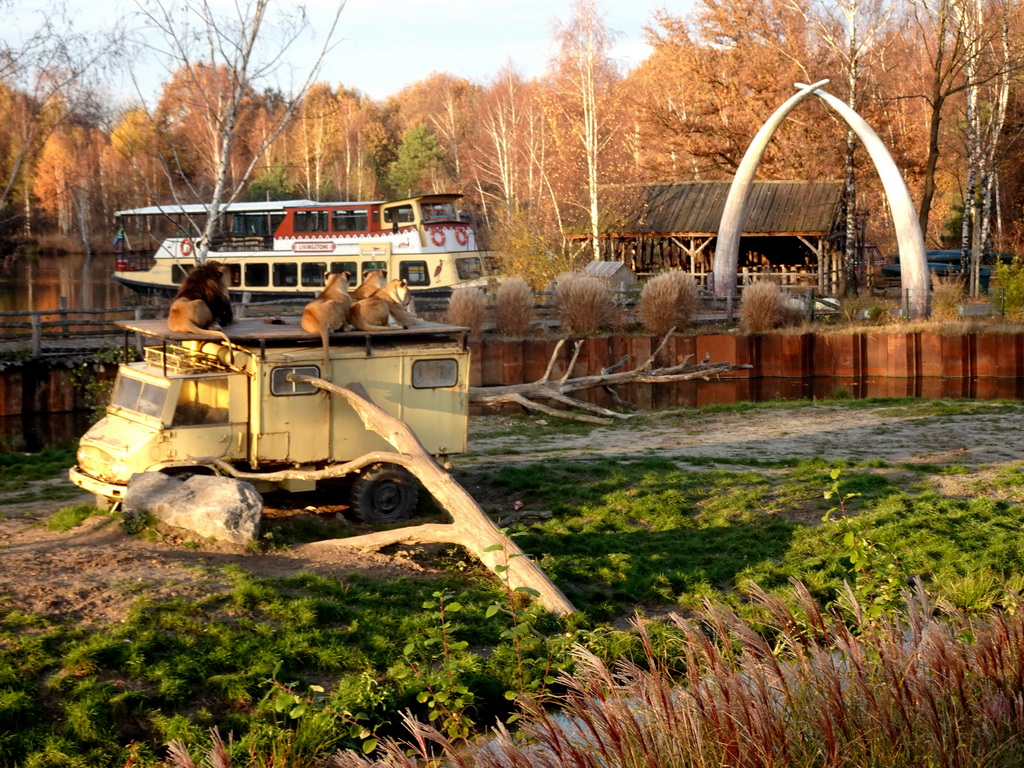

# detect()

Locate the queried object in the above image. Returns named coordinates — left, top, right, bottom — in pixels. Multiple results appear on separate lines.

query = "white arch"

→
left=713, top=81, right=929, bottom=318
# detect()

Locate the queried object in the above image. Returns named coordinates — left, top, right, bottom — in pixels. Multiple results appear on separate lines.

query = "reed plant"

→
left=494, top=276, right=535, bottom=337
left=443, top=287, right=488, bottom=337
left=326, top=582, right=1024, bottom=768
left=553, top=272, right=612, bottom=335
left=931, top=275, right=965, bottom=321
left=739, top=280, right=800, bottom=333
left=638, top=270, right=699, bottom=336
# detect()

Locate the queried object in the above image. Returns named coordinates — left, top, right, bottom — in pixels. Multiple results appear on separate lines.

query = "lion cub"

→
left=349, top=278, right=424, bottom=331
left=301, top=271, right=353, bottom=379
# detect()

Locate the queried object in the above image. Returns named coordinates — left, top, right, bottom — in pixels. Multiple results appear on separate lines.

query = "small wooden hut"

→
left=569, top=180, right=845, bottom=294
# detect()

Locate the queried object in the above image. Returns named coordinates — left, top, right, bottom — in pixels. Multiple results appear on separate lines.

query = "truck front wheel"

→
left=350, top=463, right=419, bottom=523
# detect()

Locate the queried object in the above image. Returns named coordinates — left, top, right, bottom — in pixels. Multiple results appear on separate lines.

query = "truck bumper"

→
left=68, top=466, right=127, bottom=500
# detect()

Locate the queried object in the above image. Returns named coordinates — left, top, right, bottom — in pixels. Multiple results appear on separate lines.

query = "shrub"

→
left=994, top=256, right=1024, bottom=320
left=495, top=277, right=535, bottom=337
left=553, top=272, right=612, bottom=335
left=638, top=271, right=698, bottom=336
left=444, top=287, right=487, bottom=336
left=739, top=280, right=800, bottom=333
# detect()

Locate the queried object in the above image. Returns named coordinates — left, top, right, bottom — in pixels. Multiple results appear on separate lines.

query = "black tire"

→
left=349, top=463, right=419, bottom=523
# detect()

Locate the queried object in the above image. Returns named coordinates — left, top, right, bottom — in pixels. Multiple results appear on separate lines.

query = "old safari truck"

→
left=69, top=318, right=470, bottom=522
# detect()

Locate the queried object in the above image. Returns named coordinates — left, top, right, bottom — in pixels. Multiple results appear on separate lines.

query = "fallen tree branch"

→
left=205, top=375, right=577, bottom=616
left=470, top=330, right=750, bottom=421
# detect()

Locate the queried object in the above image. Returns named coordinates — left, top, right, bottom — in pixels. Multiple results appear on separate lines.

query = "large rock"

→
left=123, top=472, right=263, bottom=545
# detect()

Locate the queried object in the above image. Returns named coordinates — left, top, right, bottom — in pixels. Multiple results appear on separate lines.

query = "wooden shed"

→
left=569, top=180, right=845, bottom=293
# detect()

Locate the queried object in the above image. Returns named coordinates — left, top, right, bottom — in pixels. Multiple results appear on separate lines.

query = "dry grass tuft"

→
left=554, top=272, right=612, bottom=335
left=444, top=286, right=488, bottom=336
left=739, top=280, right=801, bottom=333
left=638, top=271, right=699, bottom=336
left=931, top=275, right=965, bottom=321
left=495, top=276, right=535, bottom=337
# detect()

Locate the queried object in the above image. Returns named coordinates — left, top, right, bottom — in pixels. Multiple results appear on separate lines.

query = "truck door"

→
left=254, top=364, right=331, bottom=465
left=163, top=374, right=247, bottom=462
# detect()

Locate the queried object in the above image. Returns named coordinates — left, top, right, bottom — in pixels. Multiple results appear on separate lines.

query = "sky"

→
left=9, top=0, right=681, bottom=103
left=316, top=0, right=670, bottom=100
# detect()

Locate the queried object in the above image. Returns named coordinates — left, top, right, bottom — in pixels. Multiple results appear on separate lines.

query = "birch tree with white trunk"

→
left=127, top=0, right=343, bottom=263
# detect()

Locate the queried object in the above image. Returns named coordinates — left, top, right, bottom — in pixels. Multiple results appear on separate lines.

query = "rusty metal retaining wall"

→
left=3, top=331, right=1023, bottom=418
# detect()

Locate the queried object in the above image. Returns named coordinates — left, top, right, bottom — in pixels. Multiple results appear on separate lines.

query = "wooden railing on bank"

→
left=0, top=303, right=162, bottom=359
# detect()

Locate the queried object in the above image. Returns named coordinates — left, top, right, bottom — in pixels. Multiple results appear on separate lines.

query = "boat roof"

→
left=116, top=200, right=320, bottom=217
left=115, top=193, right=464, bottom=218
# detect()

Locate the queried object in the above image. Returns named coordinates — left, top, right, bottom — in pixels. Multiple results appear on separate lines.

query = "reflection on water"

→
left=0, top=252, right=130, bottom=312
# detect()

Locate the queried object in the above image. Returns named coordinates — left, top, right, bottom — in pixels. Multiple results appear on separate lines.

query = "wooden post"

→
left=58, top=296, right=69, bottom=338
left=30, top=313, right=41, bottom=359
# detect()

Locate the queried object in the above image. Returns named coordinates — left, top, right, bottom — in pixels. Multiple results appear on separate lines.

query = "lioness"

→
left=349, top=279, right=423, bottom=331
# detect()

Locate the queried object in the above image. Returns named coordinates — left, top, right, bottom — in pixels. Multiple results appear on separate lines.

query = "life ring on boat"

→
left=430, top=227, right=445, bottom=247
left=455, top=227, right=469, bottom=246
left=179, top=238, right=193, bottom=256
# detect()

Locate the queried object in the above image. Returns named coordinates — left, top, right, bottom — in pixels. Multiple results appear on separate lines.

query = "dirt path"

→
left=2, top=402, right=1022, bottom=625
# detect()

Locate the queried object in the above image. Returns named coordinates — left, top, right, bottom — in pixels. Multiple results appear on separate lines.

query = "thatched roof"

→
left=602, top=180, right=843, bottom=237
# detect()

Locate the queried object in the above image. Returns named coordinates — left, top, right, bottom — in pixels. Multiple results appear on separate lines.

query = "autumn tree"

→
left=0, top=0, right=113, bottom=239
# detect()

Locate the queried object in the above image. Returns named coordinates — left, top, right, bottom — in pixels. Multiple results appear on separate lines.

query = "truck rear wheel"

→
left=350, top=463, right=419, bottom=523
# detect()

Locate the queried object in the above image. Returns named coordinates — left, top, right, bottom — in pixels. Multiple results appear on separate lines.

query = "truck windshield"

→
left=110, top=375, right=168, bottom=418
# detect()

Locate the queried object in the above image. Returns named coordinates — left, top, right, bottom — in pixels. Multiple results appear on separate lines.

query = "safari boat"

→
left=112, top=193, right=495, bottom=301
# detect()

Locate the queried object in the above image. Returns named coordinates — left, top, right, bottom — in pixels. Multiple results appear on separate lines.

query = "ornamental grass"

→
left=325, top=581, right=1024, bottom=768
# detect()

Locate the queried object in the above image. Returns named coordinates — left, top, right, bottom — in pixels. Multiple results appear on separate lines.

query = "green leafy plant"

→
left=484, top=541, right=572, bottom=719
left=994, top=255, right=1024, bottom=319
left=70, top=346, right=139, bottom=422
left=822, top=468, right=905, bottom=621
left=395, top=589, right=477, bottom=741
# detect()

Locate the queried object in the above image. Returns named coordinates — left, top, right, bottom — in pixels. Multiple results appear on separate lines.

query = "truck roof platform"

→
left=115, top=317, right=471, bottom=346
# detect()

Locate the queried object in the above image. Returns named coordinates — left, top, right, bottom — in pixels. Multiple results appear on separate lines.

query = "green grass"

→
left=45, top=504, right=109, bottom=531
left=0, top=447, right=75, bottom=482
left=6, top=399, right=1024, bottom=765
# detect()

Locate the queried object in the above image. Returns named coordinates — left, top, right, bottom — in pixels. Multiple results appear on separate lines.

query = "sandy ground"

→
left=2, top=402, right=1022, bottom=625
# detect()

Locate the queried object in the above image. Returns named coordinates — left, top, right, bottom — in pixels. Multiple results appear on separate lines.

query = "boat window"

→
left=293, top=211, right=330, bottom=233
left=273, top=263, right=298, bottom=287
left=332, top=209, right=369, bottom=233
left=172, top=264, right=191, bottom=284
left=301, top=262, right=326, bottom=287
left=245, top=263, right=269, bottom=287
left=455, top=256, right=483, bottom=281
left=400, top=261, right=430, bottom=287
left=362, top=261, right=387, bottom=281
left=271, top=365, right=321, bottom=396
left=412, top=359, right=458, bottom=389
left=421, top=202, right=457, bottom=223
left=226, top=263, right=241, bottom=287
left=173, top=378, right=229, bottom=426
left=111, top=375, right=168, bottom=419
left=231, top=213, right=272, bottom=236
left=330, top=261, right=357, bottom=278
left=382, top=205, right=415, bottom=225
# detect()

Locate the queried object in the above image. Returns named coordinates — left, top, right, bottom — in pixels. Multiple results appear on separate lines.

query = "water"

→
left=0, top=253, right=127, bottom=451
left=0, top=252, right=130, bottom=312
